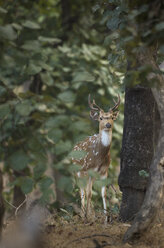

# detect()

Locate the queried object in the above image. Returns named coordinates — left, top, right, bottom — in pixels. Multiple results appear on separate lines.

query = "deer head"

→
left=88, top=94, right=120, bottom=132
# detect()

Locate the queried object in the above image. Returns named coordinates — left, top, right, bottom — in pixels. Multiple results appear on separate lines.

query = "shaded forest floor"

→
left=2, top=209, right=164, bottom=248
left=42, top=212, right=164, bottom=248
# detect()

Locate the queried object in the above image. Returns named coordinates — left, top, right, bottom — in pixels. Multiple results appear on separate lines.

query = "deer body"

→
left=72, top=95, right=120, bottom=222
left=74, top=133, right=111, bottom=175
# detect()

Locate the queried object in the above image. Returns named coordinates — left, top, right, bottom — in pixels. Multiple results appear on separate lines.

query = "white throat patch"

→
left=101, top=130, right=112, bottom=147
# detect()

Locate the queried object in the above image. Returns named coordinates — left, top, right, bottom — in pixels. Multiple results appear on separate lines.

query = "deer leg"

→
left=77, top=172, right=86, bottom=217
left=80, top=188, right=85, bottom=216
left=86, top=176, right=93, bottom=219
left=101, top=174, right=108, bottom=223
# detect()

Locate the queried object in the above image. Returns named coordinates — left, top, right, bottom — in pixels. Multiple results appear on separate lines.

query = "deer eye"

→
left=100, top=117, right=103, bottom=120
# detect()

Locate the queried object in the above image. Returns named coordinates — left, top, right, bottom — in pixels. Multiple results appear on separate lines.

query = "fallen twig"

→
left=4, top=195, right=27, bottom=217
left=65, top=233, right=111, bottom=247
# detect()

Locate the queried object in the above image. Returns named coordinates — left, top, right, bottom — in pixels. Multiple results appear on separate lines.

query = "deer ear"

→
left=112, top=111, right=119, bottom=120
left=90, top=110, right=99, bottom=121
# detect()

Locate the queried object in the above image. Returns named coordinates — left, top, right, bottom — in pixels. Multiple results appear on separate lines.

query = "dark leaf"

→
left=20, top=177, right=34, bottom=194
left=9, top=151, right=30, bottom=171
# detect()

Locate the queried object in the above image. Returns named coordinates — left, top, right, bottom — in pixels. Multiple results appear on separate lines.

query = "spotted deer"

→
left=72, top=94, right=120, bottom=222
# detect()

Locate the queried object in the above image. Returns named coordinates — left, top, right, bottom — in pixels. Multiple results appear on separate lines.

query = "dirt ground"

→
left=41, top=213, right=164, bottom=248
left=2, top=209, right=164, bottom=248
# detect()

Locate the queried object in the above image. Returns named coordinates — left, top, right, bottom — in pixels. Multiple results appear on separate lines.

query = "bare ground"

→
left=2, top=208, right=164, bottom=248
left=41, top=212, right=164, bottom=248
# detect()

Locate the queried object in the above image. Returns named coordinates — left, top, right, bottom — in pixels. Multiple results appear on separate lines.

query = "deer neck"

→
left=100, top=130, right=112, bottom=148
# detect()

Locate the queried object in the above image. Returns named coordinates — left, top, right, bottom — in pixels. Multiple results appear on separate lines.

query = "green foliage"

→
left=58, top=91, right=76, bottom=103
left=20, top=177, right=34, bottom=194
left=39, top=177, right=53, bottom=192
left=33, top=163, right=46, bottom=180
left=101, top=0, right=164, bottom=87
left=0, top=0, right=123, bottom=206
left=139, top=170, right=149, bottom=178
left=9, top=151, right=30, bottom=171
left=68, top=150, right=87, bottom=160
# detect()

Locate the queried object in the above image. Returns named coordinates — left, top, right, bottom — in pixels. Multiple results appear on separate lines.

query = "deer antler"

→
left=88, top=94, right=101, bottom=111
left=110, top=94, right=120, bottom=112
left=88, top=94, right=101, bottom=120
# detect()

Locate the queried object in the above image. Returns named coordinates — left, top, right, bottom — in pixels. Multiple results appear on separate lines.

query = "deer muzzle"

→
left=106, top=123, right=111, bottom=129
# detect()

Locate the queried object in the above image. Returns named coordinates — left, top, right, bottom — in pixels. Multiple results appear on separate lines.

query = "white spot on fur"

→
left=101, top=131, right=112, bottom=147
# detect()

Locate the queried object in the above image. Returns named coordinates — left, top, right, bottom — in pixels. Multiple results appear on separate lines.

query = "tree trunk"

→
left=123, top=84, right=164, bottom=242
left=119, top=87, right=160, bottom=221
left=123, top=49, right=164, bottom=242
left=0, top=169, right=5, bottom=237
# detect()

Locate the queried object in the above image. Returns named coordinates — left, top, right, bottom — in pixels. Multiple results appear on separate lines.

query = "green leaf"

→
left=68, top=164, right=80, bottom=173
left=38, top=62, right=53, bottom=71
left=27, top=137, right=44, bottom=153
left=159, top=45, right=164, bottom=55
left=12, top=23, right=22, bottom=31
left=26, top=63, right=42, bottom=75
left=58, top=91, right=76, bottom=103
left=45, top=115, right=69, bottom=129
left=39, top=177, right=53, bottom=192
left=92, top=4, right=100, bottom=13
left=139, top=170, right=149, bottom=178
left=40, top=188, right=55, bottom=204
left=76, top=177, right=88, bottom=189
left=68, top=150, right=87, bottom=159
left=0, top=86, right=6, bottom=96
left=70, top=120, right=89, bottom=132
left=23, top=20, right=40, bottom=29
left=20, top=177, right=34, bottom=194
left=155, top=22, right=164, bottom=31
left=94, top=177, right=109, bottom=188
left=47, top=129, right=63, bottom=144
left=21, top=40, right=40, bottom=51
left=33, top=163, right=46, bottom=180
left=0, top=7, right=7, bottom=14
left=88, top=169, right=99, bottom=178
left=0, top=25, right=17, bottom=40
left=9, top=151, right=30, bottom=171
left=41, top=72, right=54, bottom=86
left=16, top=101, right=34, bottom=116
left=55, top=141, right=72, bottom=155
left=0, top=103, right=10, bottom=118
left=38, top=36, right=61, bottom=44
left=57, top=175, right=73, bottom=193
left=107, top=17, right=120, bottom=31
left=73, top=71, right=95, bottom=82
